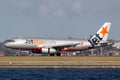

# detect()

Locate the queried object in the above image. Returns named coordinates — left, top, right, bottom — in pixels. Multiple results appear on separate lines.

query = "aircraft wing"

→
left=54, top=43, right=79, bottom=48
left=44, top=43, right=79, bottom=49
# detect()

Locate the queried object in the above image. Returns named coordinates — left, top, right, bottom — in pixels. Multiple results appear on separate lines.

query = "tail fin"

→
left=96, top=22, right=111, bottom=41
left=88, top=22, right=111, bottom=47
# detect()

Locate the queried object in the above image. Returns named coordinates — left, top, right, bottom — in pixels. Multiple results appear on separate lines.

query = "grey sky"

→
left=0, top=0, right=119, bottom=41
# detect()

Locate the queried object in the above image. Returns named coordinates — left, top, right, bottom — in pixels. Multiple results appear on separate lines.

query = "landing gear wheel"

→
left=56, top=53, right=61, bottom=56
left=50, top=53, right=55, bottom=56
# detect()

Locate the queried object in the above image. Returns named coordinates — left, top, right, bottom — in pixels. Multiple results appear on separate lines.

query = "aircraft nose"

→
left=4, top=41, right=12, bottom=48
left=4, top=39, right=16, bottom=48
left=4, top=43, right=10, bottom=47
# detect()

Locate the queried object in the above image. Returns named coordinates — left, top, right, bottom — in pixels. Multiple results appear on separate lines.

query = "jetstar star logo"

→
left=100, top=26, right=108, bottom=37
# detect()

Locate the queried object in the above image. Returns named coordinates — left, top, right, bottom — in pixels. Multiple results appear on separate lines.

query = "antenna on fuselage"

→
left=67, top=36, right=72, bottom=40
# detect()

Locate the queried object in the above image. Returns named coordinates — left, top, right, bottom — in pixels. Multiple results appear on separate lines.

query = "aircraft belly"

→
left=65, top=45, right=91, bottom=51
left=71, top=46, right=87, bottom=50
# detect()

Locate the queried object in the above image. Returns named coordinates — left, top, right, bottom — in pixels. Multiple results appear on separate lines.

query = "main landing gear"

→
left=49, top=53, right=61, bottom=56
left=15, top=50, right=21, bottom=56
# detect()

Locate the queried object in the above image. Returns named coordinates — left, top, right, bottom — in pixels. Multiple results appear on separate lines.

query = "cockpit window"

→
left=4, top=40, right=15, bottom=43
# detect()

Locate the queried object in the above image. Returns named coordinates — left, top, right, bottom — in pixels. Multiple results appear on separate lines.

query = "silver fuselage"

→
left=4, top=38, right=92, bottom=51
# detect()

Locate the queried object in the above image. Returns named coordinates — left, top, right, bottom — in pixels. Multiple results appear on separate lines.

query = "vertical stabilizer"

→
left=96, top=22, right=111, bottom=41
left=88, top=22, right=111, bottom=47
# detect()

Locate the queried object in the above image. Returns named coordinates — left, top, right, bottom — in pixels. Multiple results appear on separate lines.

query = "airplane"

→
left=4, top=22, right=111, bottom=56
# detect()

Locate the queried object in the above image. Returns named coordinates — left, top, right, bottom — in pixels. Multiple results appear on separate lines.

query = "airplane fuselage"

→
left=4, top=38, right=92, bottom=51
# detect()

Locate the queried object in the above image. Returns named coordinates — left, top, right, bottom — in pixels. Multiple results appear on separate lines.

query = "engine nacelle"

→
left=32, top=48, right=56, bottom=54
left=42, top=48, right=56, bottom=53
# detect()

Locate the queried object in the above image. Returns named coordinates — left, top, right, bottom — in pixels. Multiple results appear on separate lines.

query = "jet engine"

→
left=41, top=48, right=56, bottom=53
left=32, top=48, right=56, bottom=53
